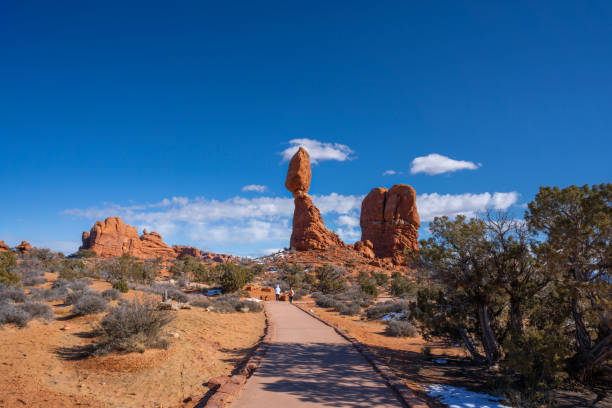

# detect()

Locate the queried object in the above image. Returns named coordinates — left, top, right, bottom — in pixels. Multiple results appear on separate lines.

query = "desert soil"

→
left=0, top=274, right=266, bottom=408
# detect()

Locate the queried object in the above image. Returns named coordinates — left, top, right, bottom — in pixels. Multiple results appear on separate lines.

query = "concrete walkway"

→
left=232, top=302, right=406, bottom=408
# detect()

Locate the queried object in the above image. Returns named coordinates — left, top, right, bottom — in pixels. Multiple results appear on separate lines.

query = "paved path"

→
left=232, top=302, right=406, bottom=408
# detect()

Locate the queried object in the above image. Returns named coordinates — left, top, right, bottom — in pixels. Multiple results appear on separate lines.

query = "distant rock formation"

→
left=16, top=241, right=32, bottom=254
left=286, top=147, right=345, bottom=251
left=359, top=184, right=420, bottom=264
left=0, top=240, right=10, bottom=252
left=80, top=216, right=236, bottom=261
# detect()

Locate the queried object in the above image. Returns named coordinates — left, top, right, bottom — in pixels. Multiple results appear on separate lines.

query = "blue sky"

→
left=1, top=1, right=610, bottom=256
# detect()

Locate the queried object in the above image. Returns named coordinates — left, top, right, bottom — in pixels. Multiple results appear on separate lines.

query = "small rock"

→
left=61, top=325, right=71, bottom=331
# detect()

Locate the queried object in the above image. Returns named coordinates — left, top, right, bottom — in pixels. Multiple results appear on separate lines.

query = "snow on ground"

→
left=423, top=384, right=511, bottom=408
left=381, top=312, right=404, bottom=322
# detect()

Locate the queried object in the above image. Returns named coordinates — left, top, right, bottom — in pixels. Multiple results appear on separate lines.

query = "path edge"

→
left=294, top=304, right=430, bottom=408
left=199, top=304, right=274, bottom=408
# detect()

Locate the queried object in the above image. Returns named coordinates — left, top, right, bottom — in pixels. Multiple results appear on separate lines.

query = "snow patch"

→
left=382, top=312, right=404, bottom=322
left=423, top=384, right=511, bottom=408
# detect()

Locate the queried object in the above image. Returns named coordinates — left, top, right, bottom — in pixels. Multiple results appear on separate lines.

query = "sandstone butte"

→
left=286, top=147, right=345, bottom=251
left=16, top=240, right=32, bottom=254
left=0, top=240, right=11, bottom=252
left=80, top=217, right=235, bottom=262
left=359, top=184, right=420, bottom=264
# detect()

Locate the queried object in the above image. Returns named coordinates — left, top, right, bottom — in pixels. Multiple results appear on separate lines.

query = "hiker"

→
left=274, top=284, right=281, bottom=301
left=289, top=287, right=295, bottom=304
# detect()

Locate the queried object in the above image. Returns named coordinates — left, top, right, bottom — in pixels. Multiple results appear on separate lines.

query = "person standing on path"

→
left=275, top=284, right=281, bottom=301
left=288, top=287, right=294, bottom=304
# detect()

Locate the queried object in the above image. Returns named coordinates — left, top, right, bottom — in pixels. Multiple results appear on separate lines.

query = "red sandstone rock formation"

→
left=80, top=217, right=175, bottom=259
left=16, top=241, right=32, bottom=253
left=0, top=240, right=11, bottom=252
left=352, top=239, right=375, bottom=259
left=80, top=217, right=237, bottom=261
left=286, top=147, right=345, bottom=251
left=360, top=184, right=420, bottom=264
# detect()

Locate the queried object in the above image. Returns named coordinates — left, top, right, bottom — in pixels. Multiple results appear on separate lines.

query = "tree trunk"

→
left=459, top=325, right=484, bottom=362
left=572, top=297, right=592, bottom=352
left=478, top=303, right=501, bottom=365
left=509, top=297, right=524, bottom=334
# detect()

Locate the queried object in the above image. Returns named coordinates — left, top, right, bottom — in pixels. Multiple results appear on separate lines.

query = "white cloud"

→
left=337, top=215, right=360, bottom=228
left=62, top=190, right=519, bottom=253
left=411, top=153, right=481, bottom=175
left=417, top=192, right=519, bottom=221
left=281, top=138, right=354, bottom=164
left=242, top=184, right=268, bottom=193
left=382, top=170, right=397, bottom=176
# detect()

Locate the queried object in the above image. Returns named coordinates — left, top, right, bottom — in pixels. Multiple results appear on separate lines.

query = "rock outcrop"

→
left=16, top=241, right=32, bottom=253
left=352, top=239, right=375, bottom=259
left=286, top=147, right=344, bottom=251
left=0, top=240, right=10, bottom=252
left=80, top=217, right=175, bottom=259
left=80, top=217, right=236, bottom=261
left=360, top=184, right=420, bottom=264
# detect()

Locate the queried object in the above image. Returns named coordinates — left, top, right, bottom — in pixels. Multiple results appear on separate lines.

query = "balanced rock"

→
left=0, top=241, right=10, bottom=252
left=360, top=184, right=420, bottom=264
left=286, top=148, right=344, bottom=251
left=16, top=241, right=32, bottom=253
left=285, top=147, right=312, bottom=194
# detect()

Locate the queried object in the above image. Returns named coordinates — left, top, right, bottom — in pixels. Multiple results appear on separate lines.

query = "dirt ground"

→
left=0, top=274, right=266, bottom=408
left=299, top=300, right=612, bottom=408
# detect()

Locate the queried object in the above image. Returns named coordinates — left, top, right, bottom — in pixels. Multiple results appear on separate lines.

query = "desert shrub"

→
left=293, top=289, right=307, bottom=301
left=98, top=255, right=160, bottom=284
left=372, top=272, right=389, bottom=286
left=20, top=302, right=54, bottom=321
left=73, top=249, right=98, bottom=258
left=72, top=293, right=108, bottom=315
left=22, top=276, right=47, bottom=286
left=113, top=278, right=129, bottom=293
left=334, top=302, right=361, bottom=316
left=0, top=252, right=19, bottom=285
left=102, top=288, right=122, bottom=301
left=217, top=263, right=253, bottom=293
left=359, top=278, right=378, bottom=298
left=0, top=284, right=27, bottom=302
left=314, top=294, right=338, bottom=309
left=251, top=264, right=265, bottom=276
left=188, top=295, right=211, bottom=309
left=235, top=299, right=264, bottom=312
left=207, top=295, right=241, bottom=313
left=30, top=287, right=68, bottom=302
left=389, top=272, right=417, bottom=297
left=67, top=279, right=91, bottom=291
left=93, top=299, right=174, bottom=355
left=365, top=301, right=411, bottom=320
left=166, top=288, right=188, bottom=303
left=0, top=303, right=32, bottom=327
left=315, top=265, right=347, bottom=294
left=59, top=259, right=91, bottom=280
left=385, top=320, right=417, bottom=337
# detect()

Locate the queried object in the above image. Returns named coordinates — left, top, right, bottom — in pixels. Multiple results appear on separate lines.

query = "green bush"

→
left=358, top=272, right=378, bottom=298
left=217, top=263, right=253, bottom=293
left=385, top=320, right=417, bottom=337
left=390, top=272, right=416, bottom=297
left=315, top=265, right=346, bottom=294
left=74, top=249, right=98, bottom=258
left=0, top=252, right=19, bottom=285
left=93, top=299, right=174, bottom=355
left=113, top=278, right=129, bottom=293
left=372, top=272, right=389, bottom=286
